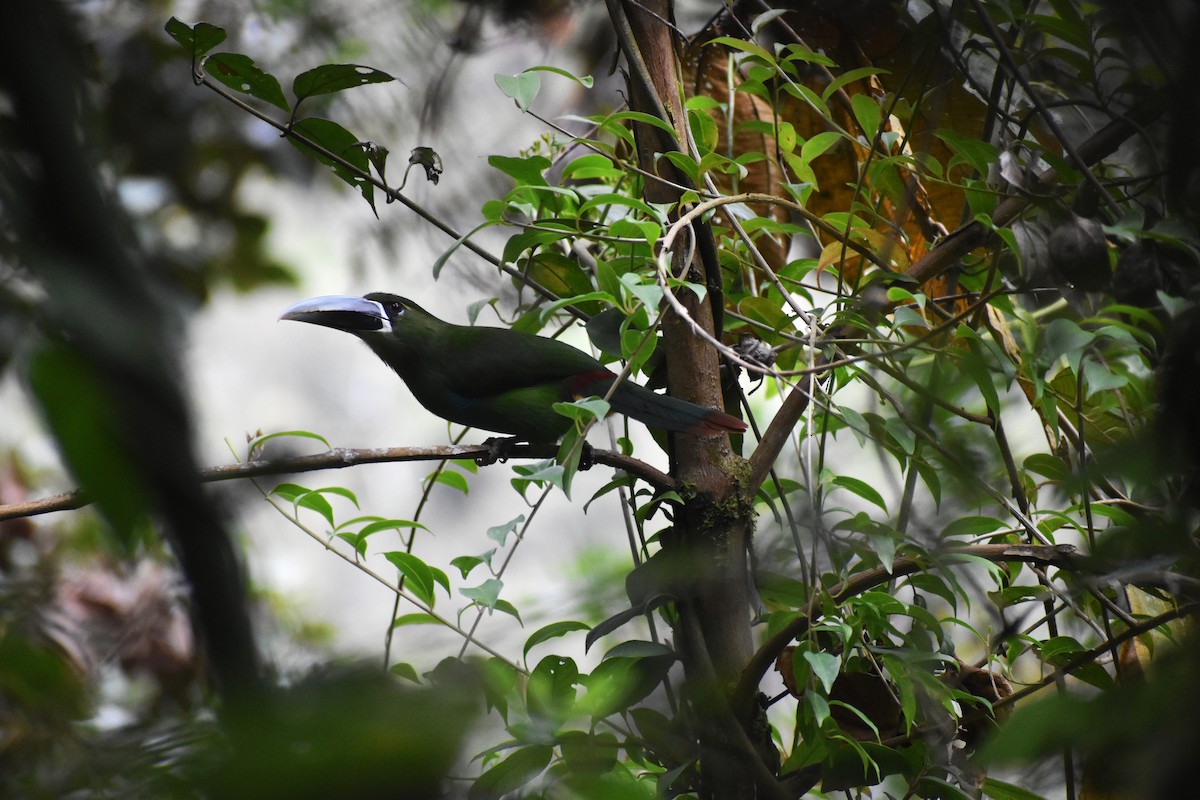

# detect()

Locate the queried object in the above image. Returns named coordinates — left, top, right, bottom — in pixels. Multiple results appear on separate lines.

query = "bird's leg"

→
left=476, top=436, right=521, bottom=466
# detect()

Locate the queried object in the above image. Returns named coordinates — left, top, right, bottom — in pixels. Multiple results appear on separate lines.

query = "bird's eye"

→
left=391, top=301, right=405, bottom=316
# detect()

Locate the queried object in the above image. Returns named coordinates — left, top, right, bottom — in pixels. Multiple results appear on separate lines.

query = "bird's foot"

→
left=578, top=442, right=595, bottom=471
left=476, top=436, right=520, bottom=466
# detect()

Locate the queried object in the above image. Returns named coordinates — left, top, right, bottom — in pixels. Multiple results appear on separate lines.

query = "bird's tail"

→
left=608, top=380, right=746, bottom=436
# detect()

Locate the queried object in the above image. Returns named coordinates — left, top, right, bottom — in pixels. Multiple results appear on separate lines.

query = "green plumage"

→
left=281, top=292, right=745, bottom=441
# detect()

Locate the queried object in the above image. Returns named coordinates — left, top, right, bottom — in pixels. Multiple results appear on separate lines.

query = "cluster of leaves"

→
left=164, top=18, right=399, bottom=214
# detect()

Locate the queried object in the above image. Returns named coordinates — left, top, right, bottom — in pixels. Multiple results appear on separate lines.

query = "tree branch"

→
left=0, top=443, right=677, bottom=522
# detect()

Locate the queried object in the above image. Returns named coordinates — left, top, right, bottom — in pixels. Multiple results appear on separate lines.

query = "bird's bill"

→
left=279, top=295, right=392, bottom=333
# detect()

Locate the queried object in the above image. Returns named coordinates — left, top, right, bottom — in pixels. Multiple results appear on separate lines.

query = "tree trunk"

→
left=605, top=2, right=773, bottom=797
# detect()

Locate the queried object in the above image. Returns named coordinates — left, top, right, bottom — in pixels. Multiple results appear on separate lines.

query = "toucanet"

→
left=281, top=293, right=746, bottom=441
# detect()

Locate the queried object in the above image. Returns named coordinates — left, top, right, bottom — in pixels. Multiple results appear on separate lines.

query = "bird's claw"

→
left=476, top=436, right=518, bottom=466
left=578, top=442, right=595, bottom=471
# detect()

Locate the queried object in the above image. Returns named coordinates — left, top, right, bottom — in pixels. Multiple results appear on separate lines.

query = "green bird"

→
left=280, top=293, right=746, bottom=442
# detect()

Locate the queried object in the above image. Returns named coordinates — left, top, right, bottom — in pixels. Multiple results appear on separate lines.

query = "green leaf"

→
left=560, top=153, right=623, bottom=182
left=661, top=150, right=701, bottom=181
left=619, top=272, right=664, bottom=313
left=779, top=42, right=837, bottom=67
left=803, top=650, right=840, bottom=694
left=204, top=53, right=290, bottom=111
left=918, top=776, right=975, bottom=800
left=604, top=640, right=675, bottom=660
left=553, top=397, right=610, bottom=424
left=526, top=64, right=593, bottom=88
left=936, top=129, right=1000, bottom=174
left=1024, top=453, right=1071, bottom=482
left=578, top=655, right=672, bottom=719
left=983, top=777, right=1050, bottom=800
left=28, top=343, right=149, bottom=552
left=315, top=485, right=359, bottom=508
left=527, top=655, right=578, bottom=724
left=511, top=460, right=566, bottom=495
left=751, top=8, right=790, bottom=33
left=385, top=551, right=437, bottom=606
left=391, top=613, right=439, bottom=628
left=495, top=71, right=541, bottom=111
left=1037, top=636, right=1113, bottom=689
left=431, top=469, right=470, bottom=494
left=538, top=292, right=614, bottom=323
left=388, top=662, right=419, bottom=683
left=988, top=585, right=1050, bottom=609
left=488, top=154, right=551, bottom=186
left=801, top=130, right=844, bottom=162
left=839, top=406, right=871, bottom=445
left=355, top=517, right=428, bottom=538
left=962, top=335, right=1002, bottom=415
left=296, top=491, right=335, bottom=528
left=829, top=475, right=888, bottom=512
left=487, top=516, right=524, bottom=546
left=1041, top=318, right=1095, bottom=373
left=270, top=484, right=340, bottom=530
left=608, top=217, right=662, bottom=247
left=164, top=18, right=226, bottom=58
left=904, top=572, right=958, bottom=610
left=293, top=64, right=394, bottom=105
left=579, top=192, right=663, bottom=219
left=850, top=93, right=881, bottom=141
left=557, top=730, right=618, bottom=775
left=708, top=35, right=776, bottom=64
left=461, top=578, right=504, bottom=611
left=524, top=621, right=591, bottom=662
left=432, top=220, right=495, bottom=280
left=288, top=117, right=376, bottom=212
left=808, top=691, right=831, bottom=727
left=600, top=109, right=679, bottom=138
left=449, top=551, right=494, bottom=578
left=940, top=516, right=1006, bottom=539
left=246, top=429, right=329, bottom=455
left=468, top=745, right=553, bottom=800
left=268, top=482, right=308, bottom=503
left=492, top=599, right=522, bottom=624
left=822, top=66, right=888, bottom=101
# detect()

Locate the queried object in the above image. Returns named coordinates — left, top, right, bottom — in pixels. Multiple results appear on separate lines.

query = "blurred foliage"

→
left=2, top=0, right=1200, bottom=798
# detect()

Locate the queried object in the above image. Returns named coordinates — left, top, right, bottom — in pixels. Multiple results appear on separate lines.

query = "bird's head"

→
left=279, top=293, right=433, bottom=338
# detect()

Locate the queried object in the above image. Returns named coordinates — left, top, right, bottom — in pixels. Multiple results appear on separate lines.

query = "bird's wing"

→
left=438, top=325, right=610, bottom=399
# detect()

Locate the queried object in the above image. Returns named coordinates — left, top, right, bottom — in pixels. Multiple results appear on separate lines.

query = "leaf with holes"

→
left=204, top=53, right=289, bottom=111
left=293, top=64, right=394, bottom=106
left=164, top=18, right=226, bottom=58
